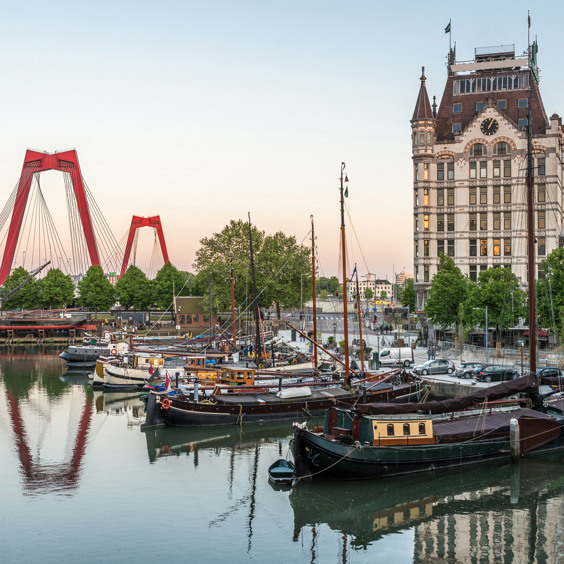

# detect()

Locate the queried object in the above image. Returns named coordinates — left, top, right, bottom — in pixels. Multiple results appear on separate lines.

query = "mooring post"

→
left=510, top=418, right=520, bottom=461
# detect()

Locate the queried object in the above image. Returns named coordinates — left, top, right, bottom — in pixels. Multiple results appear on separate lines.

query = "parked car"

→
left=455, top=362, right=491, bottom=379
left=412, top=359, right=455, bottom=376
left=537, top=367, right=562, bottom=378
left=379, top=347, right=415, bottom=367
left=475, top=365, right=519, bottom=383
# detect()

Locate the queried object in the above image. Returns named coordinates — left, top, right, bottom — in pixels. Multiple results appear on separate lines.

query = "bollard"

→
left=510, top=418, right=520, bottom=461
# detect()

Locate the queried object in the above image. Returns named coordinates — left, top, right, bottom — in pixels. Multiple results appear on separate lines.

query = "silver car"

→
left=413, top=359, right=455, bottom=376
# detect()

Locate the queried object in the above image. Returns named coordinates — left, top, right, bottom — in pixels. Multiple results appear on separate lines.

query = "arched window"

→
left=403, top=424, right=410, bottom=436
left=418, top=423, right=426, bottom=435
left=387, top=424, right=395, bottom=436
left=494, top=142, right=510, bottom=155
left=470, top=143, right=486, bottom=156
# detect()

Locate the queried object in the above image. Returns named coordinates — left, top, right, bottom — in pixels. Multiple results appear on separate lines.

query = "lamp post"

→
left=333, top=320, right=337, bottom=344
left=518, top=339, right=525, bottom=376
left=473, top=306, right=489, bottom=363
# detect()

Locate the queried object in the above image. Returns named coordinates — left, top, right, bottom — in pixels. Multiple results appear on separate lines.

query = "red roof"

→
left=523, top=329, right=551, bottom=337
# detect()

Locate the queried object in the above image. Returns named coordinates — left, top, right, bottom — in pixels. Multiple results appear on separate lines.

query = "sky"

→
left=0, top=1, right=562, bottom=281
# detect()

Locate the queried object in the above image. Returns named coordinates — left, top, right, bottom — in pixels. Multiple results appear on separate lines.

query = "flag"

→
left=445, top=22, right=451, bottom=34
left=351, top=265, right=357, bottom=279
left=528, top=13, right=531, bottom=28
left=165, top=373, right=171, bottom=392
left=344, top=187, right=348, bottom=198
left=149, top=363, right=154, bottom=375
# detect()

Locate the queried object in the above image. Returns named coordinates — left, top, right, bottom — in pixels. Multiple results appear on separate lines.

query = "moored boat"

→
left=268, top=459, right=295, bottom=485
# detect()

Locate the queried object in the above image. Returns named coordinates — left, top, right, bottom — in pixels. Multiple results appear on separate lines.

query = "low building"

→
left=175, top=296, right=217, bottom=331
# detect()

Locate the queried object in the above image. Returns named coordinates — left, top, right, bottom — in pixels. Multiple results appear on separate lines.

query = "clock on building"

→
left=480, top=118, right=499, bottom=136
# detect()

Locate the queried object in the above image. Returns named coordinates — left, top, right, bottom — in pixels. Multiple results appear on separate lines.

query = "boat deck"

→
left=210, top=387, right=353, bottom=405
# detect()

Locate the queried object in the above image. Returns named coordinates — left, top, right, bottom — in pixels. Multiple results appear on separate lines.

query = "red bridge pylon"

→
left=120, top=215, right=169, bottom=277
left=0, top=150, right=100, bottom=285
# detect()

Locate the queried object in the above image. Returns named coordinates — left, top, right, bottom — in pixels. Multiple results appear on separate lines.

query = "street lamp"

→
left=473, top=306, right=489, bottom=363
left=518, top=339, right=525, bottom=376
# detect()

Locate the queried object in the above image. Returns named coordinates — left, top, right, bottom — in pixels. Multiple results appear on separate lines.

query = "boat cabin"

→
left=219, top=367, right=256, bottom=386
left=324, top=408, right=437, bottom=446
left=132, top=354, right=164, bottom=370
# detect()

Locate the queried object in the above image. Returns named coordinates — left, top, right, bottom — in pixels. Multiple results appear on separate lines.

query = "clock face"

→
left=480, top=118, right=499, bottom=136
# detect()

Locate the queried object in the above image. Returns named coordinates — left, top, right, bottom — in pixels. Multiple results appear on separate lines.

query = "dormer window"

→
left=519, top=118, right=528, bottom=127
left=476, top=102, right=485, bottom=111
left=497, top=100, right=507, bottom=110
left=518, top=99, right=529, bottom=108
left=453, top=103, right=462, bottom=113
left=452, top=123, right=462, bottom=133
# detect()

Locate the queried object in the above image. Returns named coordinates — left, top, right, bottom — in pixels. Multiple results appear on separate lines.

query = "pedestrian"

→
left=431, top=345, right=436, bottom=359
left=427, top=346, right=432, bottom=360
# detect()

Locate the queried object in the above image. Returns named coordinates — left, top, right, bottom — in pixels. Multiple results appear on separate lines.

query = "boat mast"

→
left=339, top=163, right=350, bottom=386
left=354, top=264, right=365, bottom=376
left=248, top=212, right=262, bottom=360
left=311, top=215, right=318, bottom=369
left=230, top=257, right=237, bottom=350
left=526, top=52, right=537, bottom=375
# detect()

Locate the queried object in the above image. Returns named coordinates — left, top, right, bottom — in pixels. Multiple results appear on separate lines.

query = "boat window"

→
left=403, top=424, right=410, bottom=436
left=179, top=315, right=185, bottom=324
left=387, top=424, right=395, bottom=436
left=419, top=423, right=426, bottom=435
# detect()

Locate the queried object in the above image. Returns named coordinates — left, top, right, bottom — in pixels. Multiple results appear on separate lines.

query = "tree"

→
left=317, top=276, right=340, bottom=295
left=364, top=288, right=374, bottom=301
left=400, top=278, right=416, bottom=311
left=469, top=266, right=527, bottom=342
left=115, top=265, right=152, bottom=309
left=152, top=263, right=186, bottom=309
left=537, top=247, right=564, bottom=339
left=425, top=254, right=471, bottom=330
left=77, top=266, right=115, bottom=312
left=194, top=220, right=311, bottom=316
left=39, top=268, right=75, bottom=309
left=380, top=291, right=387, bottom=299
left=2, top=267, right=39, bottom=310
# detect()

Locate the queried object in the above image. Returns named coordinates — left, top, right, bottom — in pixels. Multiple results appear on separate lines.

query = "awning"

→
left=523, top=329, right=551, bottom=337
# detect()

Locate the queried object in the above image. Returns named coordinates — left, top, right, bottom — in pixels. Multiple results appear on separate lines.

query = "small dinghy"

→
left=268, top=459, right=295, bottom=485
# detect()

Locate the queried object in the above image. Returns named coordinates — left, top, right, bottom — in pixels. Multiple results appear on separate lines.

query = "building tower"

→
left=412, top=44, right=564, bottom=310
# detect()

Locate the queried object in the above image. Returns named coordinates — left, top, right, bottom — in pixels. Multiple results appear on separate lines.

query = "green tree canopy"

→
left=425, top=254, right=471, bottom=329
left=153, top=262, right=193, bottom=309
left=400, top=278, right=416, bottom=311
left=468, top=266, right=526, bottom=339
left=537, top=247, right=564, bottom=338
left=194, top=220, right=311, bottom=313
left=317, top=276, right=340, bottom=295
left=2, top=267, right=39, bottom=310
left=364, top=287, right=374, bottom=300
left=115, top=265, right=152, bottom=309
left=77, top=266, right=115, bottom=312
left=39, top=268, right=75, bottom=309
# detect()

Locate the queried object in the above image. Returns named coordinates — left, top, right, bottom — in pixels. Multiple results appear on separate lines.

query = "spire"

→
left=432, top=96, right=437, bottom=118
left=411, top=66, right=434, bottom=122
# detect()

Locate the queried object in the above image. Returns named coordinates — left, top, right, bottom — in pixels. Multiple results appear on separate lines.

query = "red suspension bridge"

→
left=0, top=149, right=170, bottom=284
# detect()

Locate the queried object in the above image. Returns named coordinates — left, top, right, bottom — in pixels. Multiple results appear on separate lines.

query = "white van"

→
left=378, top=347, right=414, bottom=367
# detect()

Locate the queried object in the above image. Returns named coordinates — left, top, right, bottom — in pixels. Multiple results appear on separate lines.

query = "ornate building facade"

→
left=412, top=44, right=564, bottom=310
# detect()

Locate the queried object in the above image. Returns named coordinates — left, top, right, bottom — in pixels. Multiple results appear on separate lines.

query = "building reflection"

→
left=291, top=457, right=564, bottom=562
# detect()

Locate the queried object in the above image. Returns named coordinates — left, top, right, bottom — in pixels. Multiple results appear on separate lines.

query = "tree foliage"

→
left=39, top=268, right=75, bottom=309
left=537, top=248, right=564, bottom=338
left=153, top=263, right=187, bottom=308
left=317, top=276, right=340, bottom=295
left=194, top=219, right=311, bottom=313
left=77, top=266, right=115, bottom=311
left=2, top=267, right=39, bottom=310
left=468, top=267, right=526, bottom=338
left=364, top=288, right=374, bottom=300
left=425, top=254, right=470, bottom=329
left=116, top=265, right=152, bottom=309
left=400, top=278, right=415, bottom=311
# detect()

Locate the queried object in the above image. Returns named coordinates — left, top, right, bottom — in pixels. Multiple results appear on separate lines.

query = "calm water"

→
left=1, top=352, right=564, bottom=563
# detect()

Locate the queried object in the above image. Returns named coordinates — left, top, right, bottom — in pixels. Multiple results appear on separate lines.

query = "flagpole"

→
left=449, top=19, right=452, bottom=53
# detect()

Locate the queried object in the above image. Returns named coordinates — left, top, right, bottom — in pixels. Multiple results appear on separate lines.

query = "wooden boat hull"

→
left=154, top=383, right=419, bottom=427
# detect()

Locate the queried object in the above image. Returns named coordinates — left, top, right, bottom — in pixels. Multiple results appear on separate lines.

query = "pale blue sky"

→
left=0, top=1, right=560, bottom=279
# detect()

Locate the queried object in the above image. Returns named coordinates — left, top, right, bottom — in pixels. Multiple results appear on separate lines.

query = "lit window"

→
left=423, top=188, right=429, bottom=206
left=424, top=214, right=429, bottom=231
left=480, top=239, right=488, bottom=256
left=497, top=100, right=507, bottom=110
left=518, top=98, right=528, bottom=108
left=453, top=103, right=462, bottom=113
left=424, top=163, right=430, bottom=181
left=452, top=123, right=462, bottom=133
left=476, top=102, right=485, bottom=111
left=424, top=239, right=430, bottom=257
left=493, top=239, right=501, bottom=256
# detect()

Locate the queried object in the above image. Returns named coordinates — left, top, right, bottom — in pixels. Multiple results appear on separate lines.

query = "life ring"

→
left=110, top=348, right=117, bottom=355
left=161, top=398, right=171, bottom=410
left=161, top=445, right=171, bottom=455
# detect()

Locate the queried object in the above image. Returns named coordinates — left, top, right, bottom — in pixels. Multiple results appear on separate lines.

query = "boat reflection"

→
left=290, top=455, right=564, bottom=562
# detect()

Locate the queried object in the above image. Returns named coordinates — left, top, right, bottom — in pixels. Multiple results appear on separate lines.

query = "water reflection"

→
left=291, top=456, right=564, bottom=562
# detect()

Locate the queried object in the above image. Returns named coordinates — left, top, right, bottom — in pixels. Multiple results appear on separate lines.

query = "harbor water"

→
left=1, top=351, right=564, bottom=563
